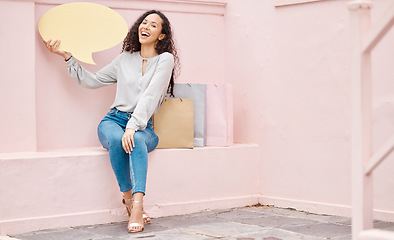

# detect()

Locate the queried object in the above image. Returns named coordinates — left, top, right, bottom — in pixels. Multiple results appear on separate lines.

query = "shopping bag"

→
left=153, top=98, right=194, bottom=149
left=206, top=83, right=233, bottom=146
left=173, top=83, right=207, bottom=147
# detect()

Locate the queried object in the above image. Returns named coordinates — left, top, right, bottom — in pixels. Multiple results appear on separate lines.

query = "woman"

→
left=44, top=10, right=178, bottom=233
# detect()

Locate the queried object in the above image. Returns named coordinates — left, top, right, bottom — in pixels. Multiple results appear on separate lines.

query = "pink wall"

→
left=370, top=0, right=394, bottom=213
left=34, top=2, right=225, bottom=150
left=1, top=0, right=243, bottom=234
left=225, top=0, right=394, bottom=219
left=1, top=0, right=394, bottom=228
left=0, top=1, right=36, bottom=152
left=0, top=3, right=229, bottom=154
left=0, top=0, right=226, bottom=152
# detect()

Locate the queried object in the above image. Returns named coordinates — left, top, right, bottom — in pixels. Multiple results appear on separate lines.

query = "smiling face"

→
left=138, top=13, right=165, bottom=46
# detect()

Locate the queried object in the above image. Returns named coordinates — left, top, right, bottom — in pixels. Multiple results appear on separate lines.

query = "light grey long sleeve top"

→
left=66, top=51, right=175, bottom=131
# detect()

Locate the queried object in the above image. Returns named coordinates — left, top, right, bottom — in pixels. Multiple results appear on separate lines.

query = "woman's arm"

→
left=43, top=39, right=117, bottom=88
left=121, top=53, right=174, bottom=153
left=127, top=52, right=175, bottom=131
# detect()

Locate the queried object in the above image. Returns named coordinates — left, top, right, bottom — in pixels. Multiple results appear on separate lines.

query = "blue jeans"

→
left=97, top=108, right=159, bottom=194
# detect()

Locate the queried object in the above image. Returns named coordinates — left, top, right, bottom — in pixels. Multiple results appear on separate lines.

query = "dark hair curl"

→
left=122, top=10, right=179, bottom=96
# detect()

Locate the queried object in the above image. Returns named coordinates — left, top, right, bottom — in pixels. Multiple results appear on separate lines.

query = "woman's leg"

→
left=98, top=114, right=158, bottom=232
left=128, top=124, right=158, bottom=232
left=129, top=126, right=159, bottom=195
left=128, top=192, right=144, bottom=232
left=97, top=119, right=132, bottom=192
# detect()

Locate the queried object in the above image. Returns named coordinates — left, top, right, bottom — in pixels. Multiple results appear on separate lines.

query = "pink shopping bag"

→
left=206, top=83, right=233, bottom=146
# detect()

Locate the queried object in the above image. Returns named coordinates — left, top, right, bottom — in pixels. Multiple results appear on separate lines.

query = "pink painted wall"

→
left=1, top=0, right=394, bottom=226
left=370, top=0, right=394, bottom=214
left=0, top=1, right=36, bottom=152
left=0, top=0, right=226, bottom=152
left=225, top=0, right=394, bottom=218
left=34, top=2, right=225, bottom=150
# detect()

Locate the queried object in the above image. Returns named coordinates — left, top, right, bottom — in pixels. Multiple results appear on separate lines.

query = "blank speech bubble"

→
left=38, top=2, right=128, bottom=64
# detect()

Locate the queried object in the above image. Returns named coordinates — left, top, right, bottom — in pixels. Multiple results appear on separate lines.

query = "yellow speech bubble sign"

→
left=38, top=2, right=128, bottom=64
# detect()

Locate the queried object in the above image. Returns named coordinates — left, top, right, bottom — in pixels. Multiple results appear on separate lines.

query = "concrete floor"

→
left=7, top=205, right=394, bottom=240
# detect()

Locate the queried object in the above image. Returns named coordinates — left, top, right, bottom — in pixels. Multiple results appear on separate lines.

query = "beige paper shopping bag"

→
left=153, top=98, right=194, bottom=149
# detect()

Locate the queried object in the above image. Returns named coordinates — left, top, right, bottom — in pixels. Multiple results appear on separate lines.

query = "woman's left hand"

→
left=122, top=128, right=136, bottom=153
left=43, top=39, right=72, bottom=60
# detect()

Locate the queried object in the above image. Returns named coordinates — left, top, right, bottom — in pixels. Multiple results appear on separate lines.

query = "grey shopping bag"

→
left=173, top=83, right=207, bottom=147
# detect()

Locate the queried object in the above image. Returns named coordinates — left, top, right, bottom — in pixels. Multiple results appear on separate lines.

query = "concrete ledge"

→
left=359, top=229, right=394, bottom=240
left=0, top=144, right=259, bottom=235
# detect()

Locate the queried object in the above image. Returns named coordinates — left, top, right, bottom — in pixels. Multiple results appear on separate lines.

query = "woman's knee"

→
left=98, top=121, right=123, bottom=149
left=133, top=130, right=158, bottom=152
left=133, top=131, right=146, bottom=146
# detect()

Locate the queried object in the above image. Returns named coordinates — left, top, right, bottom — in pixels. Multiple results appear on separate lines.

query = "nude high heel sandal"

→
left=122, top=198, right=151, bottom=224
left=127, top=200, right=144, bottom=233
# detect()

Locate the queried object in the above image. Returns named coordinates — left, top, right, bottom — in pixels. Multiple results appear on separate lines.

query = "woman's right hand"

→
left=43, top=39, right=72, bottom=61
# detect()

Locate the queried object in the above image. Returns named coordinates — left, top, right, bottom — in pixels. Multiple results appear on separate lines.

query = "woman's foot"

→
left=122, top=197, right=151, bottom=224
left=143, top=211, right=151, bottom=224
left=122, top=197, right=133, bottom=216
left=127, top=200, right=144, bottom=233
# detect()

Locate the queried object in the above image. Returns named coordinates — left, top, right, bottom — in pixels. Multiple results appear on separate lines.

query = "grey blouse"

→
left=66, top=51, right=175, bottom=131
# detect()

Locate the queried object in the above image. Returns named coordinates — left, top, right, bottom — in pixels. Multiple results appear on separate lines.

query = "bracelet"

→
left=65, top=56, right=72, bottom=62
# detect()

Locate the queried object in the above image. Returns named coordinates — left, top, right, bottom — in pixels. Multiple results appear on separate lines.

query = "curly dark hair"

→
left=122, top=10, right=179, bottom=96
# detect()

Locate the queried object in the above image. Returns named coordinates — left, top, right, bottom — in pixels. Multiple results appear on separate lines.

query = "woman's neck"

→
left=140, top=45, right=158, bottom=59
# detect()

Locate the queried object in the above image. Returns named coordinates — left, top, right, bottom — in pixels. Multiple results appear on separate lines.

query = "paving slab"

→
left=240, top=215, right=321, bottom=229
left=374, top=220, right=394, bottom=231
left=76, top=221, right=169, bottom=238
left=122, top=229, right=208, bottom=240
left=281, top=222, right=351, bottom=239
left=245, top=207, right=350, bottom=224
left=330, top=235, right=353, bottom=240
left=212, top=208, right=276, bottom=222
left=8, top=206, right=394, bottom=240
left=152, top=212, right=219, bottom=229
left=227, top=229, right=326, bottom=240
left=179, top=221, right=267, bottom=238
left=12, top=228, right=103, bottom=240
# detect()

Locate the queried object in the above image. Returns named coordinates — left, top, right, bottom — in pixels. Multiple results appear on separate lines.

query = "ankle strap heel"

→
left=122, top=197, right=151, bottom=224
left=132, top=200, right=143, bottom=204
